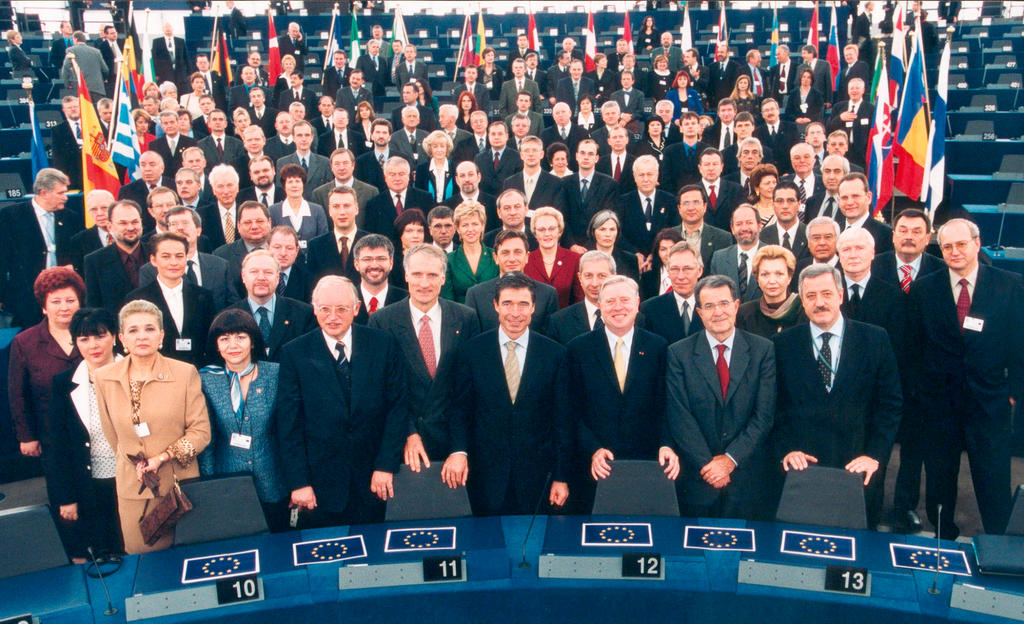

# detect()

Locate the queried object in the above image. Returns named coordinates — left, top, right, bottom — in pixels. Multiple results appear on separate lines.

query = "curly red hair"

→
left=33, top=266, right=85, bottom=308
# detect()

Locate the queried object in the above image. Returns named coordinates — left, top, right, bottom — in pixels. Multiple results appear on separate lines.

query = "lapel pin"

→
left=638, top=351, right=645, bottom=356
left=157, top=374, right=164, bottom=380
left=284, top=320, right=290, bottom=325
left=256, top=388, right=262, bottom=394
left=557, top=260, right=563, bottom=266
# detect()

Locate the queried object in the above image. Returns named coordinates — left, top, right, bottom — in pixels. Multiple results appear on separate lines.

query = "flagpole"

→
left=322, top=3, right=338, bottom=88
left=107, top=56, right=123, bottom=149
left=453, top=14, right=466, bottom=83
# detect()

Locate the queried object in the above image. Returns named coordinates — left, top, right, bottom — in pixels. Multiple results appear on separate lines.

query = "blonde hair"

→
left=118, top=299, right=163, bottom=330
left=751, top=244, right=796, bottom=277
left=530, top=206, right=564, bottom=235
left=452, top=201, right=486, bottom=228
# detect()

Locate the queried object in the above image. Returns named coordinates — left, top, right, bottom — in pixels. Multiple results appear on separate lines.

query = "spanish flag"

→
left=75, top=59, right=119, bottom=224
left=892, top=24, right=929, bottom=201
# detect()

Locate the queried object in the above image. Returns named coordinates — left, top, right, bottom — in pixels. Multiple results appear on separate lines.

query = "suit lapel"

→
left=437, top=302, right=460, bottom=366
left=267, top=300, right=292, bottom=352
left=593, top=330, right=621, bottom=393
left=828, top=322, right=858, bottom=398
left=309, top=335, right=348, bottom=407
left=724, top=331, right=750, bottom=405
left=396, top=307, right=432, bottom=380
left=692, top=333, right=724, bottom=406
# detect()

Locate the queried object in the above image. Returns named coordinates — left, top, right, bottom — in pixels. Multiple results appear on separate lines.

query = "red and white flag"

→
left=806, top=4, right=820, bottom=49
left=584, top=12, right=597, bottom=72
left=267, top=12, right=281, bottom=87
left=527, top=11, right=539, bottom=52
left=623, top=10, right=634, bottom=55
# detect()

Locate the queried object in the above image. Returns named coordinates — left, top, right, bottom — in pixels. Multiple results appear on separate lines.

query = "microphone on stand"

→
left=519, top=472, right=552, bottom=569
left=928, top=504, right=944, bottom=595
left=87, top=547, right=119, bottom=616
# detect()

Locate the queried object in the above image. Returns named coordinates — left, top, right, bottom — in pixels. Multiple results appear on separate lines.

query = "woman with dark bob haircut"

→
left=8, top=267, right=85, bottom=460
left=46, top=308, right=123, bottom=559
left=198, top=309, right=288, bottom=531
left=391, top=208, right=429, bottom=290
left=269, top=162, right=329, bottom=243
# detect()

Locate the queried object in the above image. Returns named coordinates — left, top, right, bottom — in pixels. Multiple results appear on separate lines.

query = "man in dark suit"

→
left=539, top=102, right=588, bottom=162
left=497, top=58, right=543, bottom=117
left=264, top=225, right=310, bottom=302
left=193, top=53, right=227, bottom=111
left=445, top=161, right=498, bottom=231
left=872, top=208, right=944, bottom=292
left=554, top=59, right=596, bottom=114
left=0, top=169, right=82, bottom=327
left=908, top=219, right=1024, bottom=538
left=755, top=98, right=799, bottom=174
left=306, top=187, right=368, bottom=287
left=353, top=118, right=402, bottom=193
left=277, top=22, right=307, bottom=68
left=798, top=44, right=834, bottom=102
left=452, top=65, right=492, bottom=115
left=368, top=243, right=479, bottom=466
left=49, top=21, right=73, bottom=68
left=245, top=87, right=278, bottom=138
left=641, top=241, right=706, bottom=345
left=229, top=66, right=259, bottom=111
left=4, top=30, right=32, bottom=78
left=661, top=113, right=711, bottom=193
left=609, top=71, right=645, bottom=125
left=334, top=69, right=373, bottom=119
left=595, top=127, right=636, bottom=191
left=837, top=45, right=871, bottom=101
left=772, top=263, right=902, bottom=528
left=827, top=78, right=873, bottom=168
left=760, top=182, right=811, bottom=261
left=228, top=249, right=316, bottom=361
left=619, top=155, right=679, bottom=255
left=709, top=45, right=742, bottom=107
left=676, top=185, right=734, bottom=267
left=51, top=96, right=83, bottom=190
left=125, top=232, right=216, bottom=367
left=466, top=231, right=558, bottom=334
left=276, top=70, right=317, bottom=119
left=474, top=122, right=522, bottom=198
left=212, top=201, right=273, bottom=295
left=563, top=140, right=619, bottom=250
left=836, top=173, right=893, bottom=253
left=445, top=272, right=572, bottom=514
left=482, top=190, right=538, bottom=251
left=149, top=110, right=198, bottom=173
left=151, top=22, right=189, bottom=89
left=363, top=157, right=434, bottom=241
left=545, top=51, right=571, bottom=103
left=567, top=275, right=679, bottom=508
left=70, top=190, right=115, bottom=274
left=355, top=39, right=388, bottom=98
left=501, top=137, right=567, bottom=215
left=782, top=143, right=824, bottom=223
left=393, top=44, right=428, bottom=87
left=317, top=109, right=366, bottom=158
left=277, top=274, right=409, bottom=527
left=84, top=200, right=145, bottom=315
left=697, top=148, right=745, bottom=231
left=321, top=50, right=352, bottom=99
left=197, top=109, right=246, bottom=172
left=548, top=250, right=616, bottom=345
left=668, top=274, right=776, bottom=519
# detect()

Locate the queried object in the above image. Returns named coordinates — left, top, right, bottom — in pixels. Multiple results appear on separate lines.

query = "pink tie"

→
left=418, top=315, right=437, bottom=378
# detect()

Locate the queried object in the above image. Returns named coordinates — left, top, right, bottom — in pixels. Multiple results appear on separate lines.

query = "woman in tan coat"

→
left=94, top=300, right=210, bottom=553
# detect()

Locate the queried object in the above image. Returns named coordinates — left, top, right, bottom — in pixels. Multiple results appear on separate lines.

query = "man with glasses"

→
left=641, top=241, right=705, bottom=345
left=352, top=234, right=406, bottom=325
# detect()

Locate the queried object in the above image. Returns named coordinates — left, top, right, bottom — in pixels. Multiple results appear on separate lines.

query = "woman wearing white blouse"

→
left=268, top=163, right=328, bottom=244
left=414, top=131, right=454, bottom=203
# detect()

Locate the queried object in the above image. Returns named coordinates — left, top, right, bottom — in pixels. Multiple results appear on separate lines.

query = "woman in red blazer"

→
left=524, top=207, right=582, bottom=309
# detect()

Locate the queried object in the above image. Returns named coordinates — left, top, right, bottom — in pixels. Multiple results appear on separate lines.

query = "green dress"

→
left=441, top=245, right=499, bottom=303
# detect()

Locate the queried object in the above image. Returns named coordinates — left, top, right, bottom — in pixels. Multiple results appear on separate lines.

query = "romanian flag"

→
left=267, top=12, right=281, bottom=87
left=75, top=60, right=119, bottom=222
left=892, top=21, right=929, bottom=201
left=475, top=13, right=486, bottom=66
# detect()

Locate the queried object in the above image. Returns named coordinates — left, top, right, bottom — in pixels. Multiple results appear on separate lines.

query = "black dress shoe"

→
left=894, top=509, right=923, bottom=534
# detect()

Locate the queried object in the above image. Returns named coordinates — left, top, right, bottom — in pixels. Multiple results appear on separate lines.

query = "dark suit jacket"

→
left=138, top=252, right=234, bottom=310
left=554, top=76, right=597, bottom=113
left=709, top=58, right=742, bottom=105
left=49, top=36, right=70, bottom=68
left=277, top=34, right=308, bottom=67
left=116, top=177, right=172, bottom=231
left=279, top=261, right=311, bottom=302
left=784, top=87, right=826, bottom=122
left=768, top=59, right=799, bottom=101
left=908, top=265, right=1024, bottom=424
left=610, top=88, right=645, bottom=121
left=0, top=202, right=81, bottom=326
left=539, top=124, right=589, bottom=163
left=355, top=53, right=388, bottom=97
left=640, top=291, right=705, bottom=345
left=871, top=251, right=944, bottom=289
left=245, top=105, right=279, bottom=137
left=842, top=275, right=910, bottom=370
left=667, top=329, right=776, bottom=508
left=547, top=301, right=601, bottom=345
left=709, top=244, right=764, bottom=303
left=497, top=78, right=543, bottom=117
left=760, top=222, right=811, bottom=261
left=475, top=148, right=522, bottom=197
left=148, top=134, right=198, bottom=172
left=453, top=82, right=492, bottom=114
left=837, top=62, right=871, bottom=100
left=198, top=134, right=246, bottom=172
left=51, top=120, right=83, bottom=189
left=151, top=35, right=189, bottom=87
left=839, top=217, right=894, bottom=254
left=45, top=364, right=100, bottom=508
left=320, top=65, right=351, bottom=100
left=567, top=327, right=669, bottom=460
left=304, top=229, right=367, bottom=287
left=354, top=285, right=406, bottom=325
left=772, top=320, right=902, bottom=467
left=276, top=326, right=409, bottom=513
left=619, top=190, right=679, bottom=253
left=502, top=170, right=567, bottom=214
left=334, top=84, right=373, bottom=118
left=660, top=141, right=710, bottom=192
left=363, top=187, right=434, bottom=241
left=688, top=223, right=735, bottom=266
left=562, top=172, right=619, bottom=246
left=799, top=59, right=834, bottom=101
left=389, top=103, right=437, bottom=133
left=264, top=136, right=298, bottom=164
left=703, top=179, right=745, bottom=231
left=317, top=127, right=367, bottom=158
left=227, top=295, right=316, bottom=361
left=8, top=44, right=31, bottom=74
left=69, top=225, right=106, bottom=274
left=277, top=87, right=318, bottom=117
left=465, top=276, right=559, bottom=335
left=125, top=279, right=216, bottom=366
left=353, top=150, right=414, bottom=194
left=827, top=99, right=874, bottom=166
left=754, top=122, right=800, bottom=174
left=595, top=152, right=637, bottom=192
left=84, top=244, right=143, bottom=315
left=394, top=59, right=428, bottom=87
left=445, top=191, right=498, bottom=231
left=449, top=329, right=571, bottom=513
left=368, top=297, right=480, bottom=459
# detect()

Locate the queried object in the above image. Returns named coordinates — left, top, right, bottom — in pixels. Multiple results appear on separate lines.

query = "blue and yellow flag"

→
left=582, top=523, right=653, bottom=547
left=781, top=530, right=855, bottom=561
left=685, top=526, right=756, bottom=551
left=181, top=549, right=260, bottom=583
left=385, top=527, right=457, bottom=552
left=890, top=544, right=970, bottom=576
left=293, top=536, right=366, bottom=565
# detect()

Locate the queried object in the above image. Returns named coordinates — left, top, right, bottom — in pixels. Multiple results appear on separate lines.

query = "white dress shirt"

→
left=810, top=315, right=845, bottom=383
left=323, top=327, right=353, bottom=361
left=674, top=292, right=696, bottom=322
left=584, top=299, right=600, bottom=330
left=157, top=279, right=185, bottom=333
left=604, top=326, right=634, bottom=373
left=32, top=200, right=57, bottom=268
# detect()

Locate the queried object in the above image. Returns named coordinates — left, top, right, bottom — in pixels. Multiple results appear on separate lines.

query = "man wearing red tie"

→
left=352, top=234, right=407, bottom=325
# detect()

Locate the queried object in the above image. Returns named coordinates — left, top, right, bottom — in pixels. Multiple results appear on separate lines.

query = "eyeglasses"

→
left=939, top=239, right=976, bottom=253
left=698, top=300, right=735, bottom=312
left=315, top=305, right=353, bottom=316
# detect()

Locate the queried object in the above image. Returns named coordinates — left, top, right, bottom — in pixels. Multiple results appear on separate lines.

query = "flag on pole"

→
left=715, top=4, right=728, bottom=57
left=267, top=13, right=281, bottom=87
left=584, top=12, right=597, bottom=72
left=924, top=38, right=950, bottom=216
left=111, top=71, right=141, bottom=182
left=455, top=14, right=476, bottom=69
left=866, top=44, right=894, bottom=214
left=827, top=5, right=841, bottom=91
left=28, top=99, right=48, bottom=178
left=623, top=10, right=634, bottom=56
left=475, top=13, right=486, bottom=66
left=323, top=7, right=342, bottom=72
left=390, top=7, right=409, bottom=57
left=348, top=14, right=361, bottom=69
left=893, top=22, right=929, bottom=201
left=527, top=11, right=539, bottom=52
left=140, top=10, right=155, bottom=85
left=680, top=2, right=693, bottom=52
left=212, top=31, right=233, bottom=87
left=889, top=2, right=907, bottom=104
left=769, top=6, right=779, bottom=66
left=807, top=4, right=820, bottom=50
left=75, top=60, right=120, bottom=209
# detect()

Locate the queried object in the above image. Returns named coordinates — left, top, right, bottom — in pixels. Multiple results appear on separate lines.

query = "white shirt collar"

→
left=584, top=299, right=600, bottom=329
left=949, top=265, right=979, bottom=293
left=322, top=327, right=353, bottom=360
left=845, top=271, right=871, bottom=292
left=282, top=199, right=312, bottom=219
left=846, top=213, right=870, bottom=229
left=604, top=325, right=634, bottom=357
left=409, top=300, right=441, bottom=327
left=360, top=283, right=388, bottom=306
left=704, top=328, right=736, bottom=359
left=673, top=291, right=696, bottom=317
left=497, top=327, right=529, bottom=353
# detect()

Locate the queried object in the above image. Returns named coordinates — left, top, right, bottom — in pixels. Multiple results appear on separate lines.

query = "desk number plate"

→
left=422, top=555, right=462, bottom=582
left=621, top=553, right=663, bottom=579
left=215, top=575, right=261, bottom=605
left=0, top=615, right=34, bottom=624
left=825, top=565, right=869, bottom=594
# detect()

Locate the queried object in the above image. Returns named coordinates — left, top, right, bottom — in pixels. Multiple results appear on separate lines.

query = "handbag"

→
left=129, top=452, right=193, bottom=546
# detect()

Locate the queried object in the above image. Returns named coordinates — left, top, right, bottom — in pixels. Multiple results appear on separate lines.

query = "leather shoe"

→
left=893, top=509, right=923, bottom=534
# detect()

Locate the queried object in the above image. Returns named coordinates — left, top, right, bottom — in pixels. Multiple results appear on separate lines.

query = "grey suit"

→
left=497, top=78, right=543, bottom=118
left=139, top=252, right=234, bottom=310
left=799, top=59, right=833, bottom=101
left=504, top=111, right=544, bottom=137
left=464, top=276, right=559, bottom=335
left=268, top=200, right=330, bottom=243
left=709, top=243, right=764, bottom=303
left=683, top=223, right=735, bottom=267
left=389, top=129, right=429, bottom=165
left=276, top=152, right=332, bottom=196
left=311, top=179, right=379, bottom=229
left=666, top=328, right=776, bottom=518
left=62, top=42, right=108, bottom=96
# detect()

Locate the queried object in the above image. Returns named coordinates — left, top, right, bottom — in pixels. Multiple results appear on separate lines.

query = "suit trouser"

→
left=924, top=394, right=1012, bottom=536
left=893, top=399, right=927, bottom=512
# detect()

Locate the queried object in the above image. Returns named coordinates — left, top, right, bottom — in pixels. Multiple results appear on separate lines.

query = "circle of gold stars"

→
left=701, top=530, right=740, bottom=548
left=201, top=556, right=241, bottom=576
left=908, top=550, right=950, bottom=570
left=598, top=525, right=637, bottom=543
left=402, top=530, right=441, bottom=548
left=310, top=541, right=349, bottom=561
left=798, top=536, right=839, bottom=555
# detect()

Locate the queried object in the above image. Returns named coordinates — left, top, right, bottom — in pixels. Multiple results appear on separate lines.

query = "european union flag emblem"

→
left=384, top=526, right=457, bottom=553
left=684, top=526, right=756, bottom=552
left=581, top=523, right=654, bottom=547
left=293, top=535, right=367, bottom=566
left=181, top=549, right=260, bottom=584
left=890, top=544, right=971, bottom=576
left=781, top=530, right=856, bottom=561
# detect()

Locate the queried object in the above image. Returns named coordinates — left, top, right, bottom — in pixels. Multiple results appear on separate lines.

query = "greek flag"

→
left=111, top=74, right=141, bottom=181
